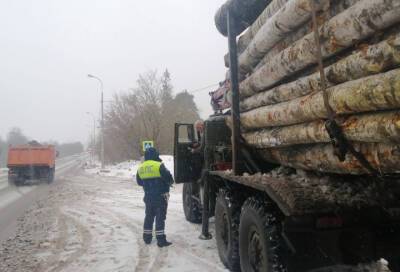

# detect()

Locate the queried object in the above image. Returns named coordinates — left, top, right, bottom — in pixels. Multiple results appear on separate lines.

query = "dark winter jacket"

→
left=136, top=148, right=173, bottom=200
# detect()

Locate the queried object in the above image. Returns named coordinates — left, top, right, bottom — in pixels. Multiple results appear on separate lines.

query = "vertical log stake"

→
left=199, top=170, right=212, bottom=240
left=228, top=9, right=241, bottom=175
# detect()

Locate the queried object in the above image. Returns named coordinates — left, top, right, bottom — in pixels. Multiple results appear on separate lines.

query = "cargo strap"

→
left=310, top=0, right=381, bottom=176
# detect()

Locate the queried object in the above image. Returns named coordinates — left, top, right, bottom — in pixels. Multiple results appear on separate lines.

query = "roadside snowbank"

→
left=85, top=155, right=174, bottom=180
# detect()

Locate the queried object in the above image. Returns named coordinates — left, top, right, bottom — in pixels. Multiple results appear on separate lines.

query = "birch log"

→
left=237, top=0, right=289, bottom=53
left=238, top=0, right=330, bottom=76
left=215, top=0, right=271, bottom=37
left=239, top=0, right=400, bottom=98
left=259, top=142, right=400, bottom=175
left=240, top=69, right=400, bottom=129
left=225, top=0, right=362, bottom=68
left=242, top=111, right=400, bottom=148
left=240, top=33, right=400, bottom=111
left=253, top=0, right=362, bottom=71
left=224, top=0, right=290, bottom=67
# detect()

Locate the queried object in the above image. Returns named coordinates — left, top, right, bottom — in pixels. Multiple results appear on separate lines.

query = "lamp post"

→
left=87, top=74, right=105, bottom=169
left=86, top=112, right=96, bottom=163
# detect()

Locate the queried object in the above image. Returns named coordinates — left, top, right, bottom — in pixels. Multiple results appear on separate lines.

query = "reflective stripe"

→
left=143, top=230, right=153, bottom=234
left=138, top=160, right=162, bottom=180
left=155, top=230, right=165, bottom=234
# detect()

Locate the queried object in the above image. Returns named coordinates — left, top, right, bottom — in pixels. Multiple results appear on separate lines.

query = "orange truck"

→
left=7, top=144, right=56, bottom=185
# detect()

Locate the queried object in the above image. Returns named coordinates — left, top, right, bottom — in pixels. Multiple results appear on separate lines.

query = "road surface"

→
left=0, top=160, right=226, bottom=272
left=0, top=155, right=84, bottom=243
left=0, top=158, right=390, bottom=272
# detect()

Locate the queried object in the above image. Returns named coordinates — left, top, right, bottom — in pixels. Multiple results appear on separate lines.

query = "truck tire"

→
left=182, top=182, right=202, bottom=223
left=389, top=258, right=400, bottom=272
left=8, top=175, right=15, bottom=186
left=215, top=189, right=241, bottom=271
left=13, top=177, right=23, bottom=186
left=239, top=197, right=287, bottom=272
left=47, top=168, right=55, bottom=184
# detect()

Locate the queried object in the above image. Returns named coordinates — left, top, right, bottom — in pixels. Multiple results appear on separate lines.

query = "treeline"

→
left=54, top=142, right=84, bottom=158
left=100, top=69, right=200, bottom=163
left=0, top=127, right=84, bottom=167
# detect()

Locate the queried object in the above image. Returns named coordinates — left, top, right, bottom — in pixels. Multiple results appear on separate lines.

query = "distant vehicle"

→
left=7, top=143, right=57, bottom=186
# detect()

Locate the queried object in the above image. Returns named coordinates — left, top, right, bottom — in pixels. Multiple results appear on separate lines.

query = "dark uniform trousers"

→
left=143, top=195, right=168, bottom=243
left=137, top=158, right=172, bottom=244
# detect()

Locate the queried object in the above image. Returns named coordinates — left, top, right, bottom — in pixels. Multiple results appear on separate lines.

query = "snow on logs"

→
left=239, top=0, right=400, bottom=98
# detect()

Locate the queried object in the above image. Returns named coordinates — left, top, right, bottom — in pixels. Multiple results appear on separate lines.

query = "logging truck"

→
left=174, top=0, right=400, bottom=271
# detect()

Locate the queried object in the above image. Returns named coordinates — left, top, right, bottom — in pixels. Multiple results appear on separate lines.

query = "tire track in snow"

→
left=101, top=207, right=224, bottom=272
left=171, top=238, right=227, bottom=272
left=69, top=173, right=171, bottom=272
left=40, top=208, right=92, bottom=272
left=96, top=207, right=166, bottom=272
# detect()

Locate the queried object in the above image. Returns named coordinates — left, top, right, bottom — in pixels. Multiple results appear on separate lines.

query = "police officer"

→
left=136, top=147, right=174, bottom=247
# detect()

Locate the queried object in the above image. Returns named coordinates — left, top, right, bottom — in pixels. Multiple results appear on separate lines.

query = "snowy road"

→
left=0, top=155, right=87, bottom=243
left=0, top=164, right=227, bottom=272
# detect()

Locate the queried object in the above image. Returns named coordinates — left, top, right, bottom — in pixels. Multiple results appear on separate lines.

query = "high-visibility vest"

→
left=138, top=160, right=162, bottom=180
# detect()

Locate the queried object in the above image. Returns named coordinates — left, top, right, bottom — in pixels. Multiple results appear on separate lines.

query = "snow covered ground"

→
left=85, top=155, right=174, bottom=180
left=0, top=156, right=227, bottom=272
left=0, top=156, right=392, bottom=271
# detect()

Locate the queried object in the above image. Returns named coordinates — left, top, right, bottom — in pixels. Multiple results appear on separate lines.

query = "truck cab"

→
left=174, top=117, right=233, bottom=222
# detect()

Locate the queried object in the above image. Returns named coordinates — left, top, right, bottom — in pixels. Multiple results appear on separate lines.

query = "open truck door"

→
left=174, top=123, right=203, bottom=223
left=174, top=123, right=196, bottom=184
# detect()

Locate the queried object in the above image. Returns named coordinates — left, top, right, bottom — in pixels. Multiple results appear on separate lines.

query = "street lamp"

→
left=87, top=74, right=105, bottom=169
left=86, top=112, right=96, bottom=162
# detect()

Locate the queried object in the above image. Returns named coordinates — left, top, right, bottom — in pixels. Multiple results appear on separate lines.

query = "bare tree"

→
left=7, top=127, right=29, bottom=146
left=103, top=69, right=201, bottom=163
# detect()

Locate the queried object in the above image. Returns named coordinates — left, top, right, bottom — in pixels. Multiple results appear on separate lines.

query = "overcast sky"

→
left=0, top=0, right=227, bottom=144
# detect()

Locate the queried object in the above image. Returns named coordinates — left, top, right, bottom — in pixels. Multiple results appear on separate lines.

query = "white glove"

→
left=163, top=192, right=170, bottom=202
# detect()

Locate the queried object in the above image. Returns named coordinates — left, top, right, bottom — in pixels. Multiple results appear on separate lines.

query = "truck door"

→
left=174, top=123, right=195, bottom=183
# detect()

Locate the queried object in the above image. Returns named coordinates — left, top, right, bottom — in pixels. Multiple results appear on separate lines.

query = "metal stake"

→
left=227, top=9, right=241, bottom=176
left=199, top=171, right=212, bottom=240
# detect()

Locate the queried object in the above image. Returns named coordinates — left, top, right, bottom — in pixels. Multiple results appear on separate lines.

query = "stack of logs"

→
left=218, top=0, right=400, bottom=175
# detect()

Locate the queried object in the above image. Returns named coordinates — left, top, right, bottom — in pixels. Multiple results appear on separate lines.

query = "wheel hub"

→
left=221, top=213, right=229, bottom=248
left=248, top=229, right=264, bottom=272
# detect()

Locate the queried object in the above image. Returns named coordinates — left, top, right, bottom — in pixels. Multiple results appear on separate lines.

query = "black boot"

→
left=157, top=236, right=172, bottom=247
left=143, top=233, right=152, bottom=245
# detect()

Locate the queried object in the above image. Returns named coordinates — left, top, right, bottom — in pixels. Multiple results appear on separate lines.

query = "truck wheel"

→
left=389, top=258, right=400, bottom=272
left=239, top=197, right=287, bottom=272
left=8, top=175, right=15, bottom=186
left=13, top=178, right=23, bottom=186
left=47, top=168, right=55, bottom=184
left=182, top=182, right=202, bottom=223
left=215, top=189, right=241, bottom=271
